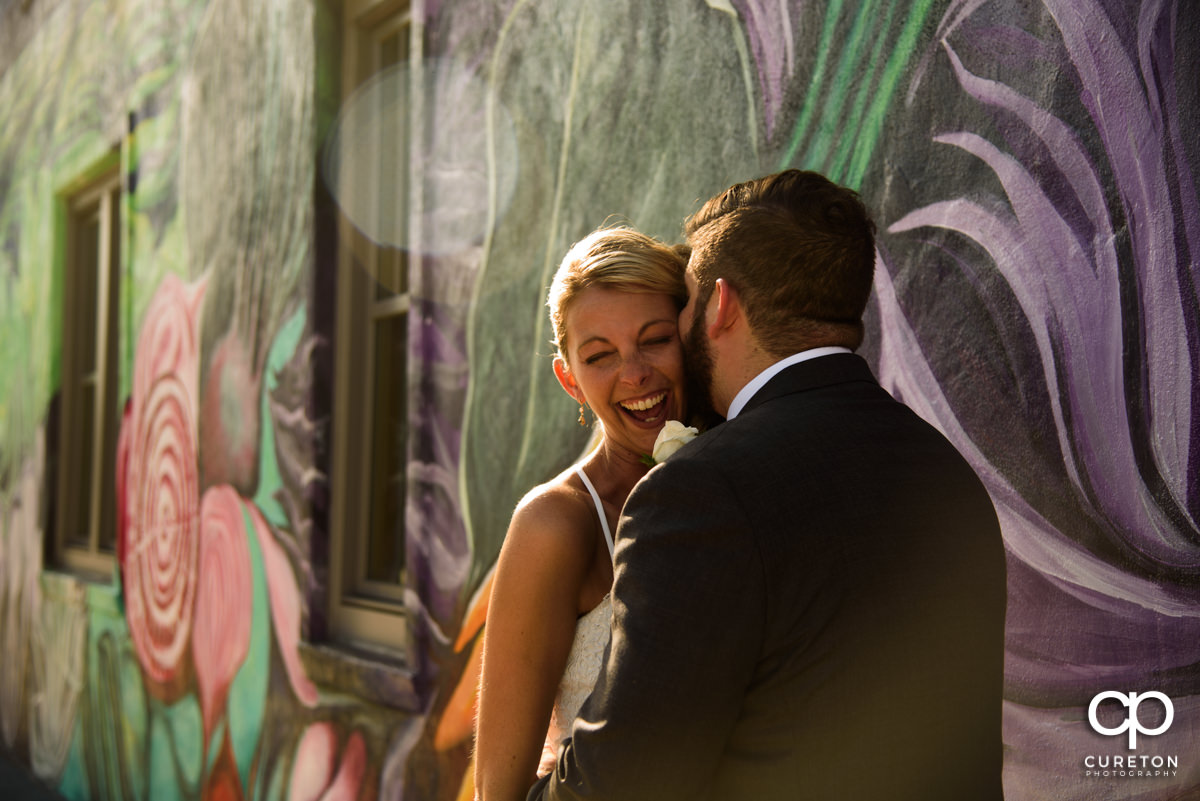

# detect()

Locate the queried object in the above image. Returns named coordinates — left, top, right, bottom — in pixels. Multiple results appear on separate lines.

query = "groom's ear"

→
left=709, top=278, right=743, bottom=339
left=553, top=355, right=584, bottom=403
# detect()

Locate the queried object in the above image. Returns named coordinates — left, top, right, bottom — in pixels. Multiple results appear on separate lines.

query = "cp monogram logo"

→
left=1088, top=691, right=1174, bottom=749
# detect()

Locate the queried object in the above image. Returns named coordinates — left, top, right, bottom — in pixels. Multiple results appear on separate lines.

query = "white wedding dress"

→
left=538, top=466, right=615, bottom=775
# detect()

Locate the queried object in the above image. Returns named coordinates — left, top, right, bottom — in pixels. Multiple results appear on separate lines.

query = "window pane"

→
left=379, top=26, right=406, bottom=70
left=66, top=381, right=97, bottom=549
left=98, top=187, right=122, bottom=553
left=366, top=311, right=408, bottom=586
left=329, top=5, right=416, bottom=645
left=375, top=22, right=408, bottom=294
left=97, top=417, right=117, bottom=553
left=75, top=209, right=101, bottom=378
left=374, top=246, right=408, bottom=300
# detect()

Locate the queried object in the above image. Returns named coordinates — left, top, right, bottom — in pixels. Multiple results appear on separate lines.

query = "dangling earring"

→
left=578, top=402, right=589, bottom=427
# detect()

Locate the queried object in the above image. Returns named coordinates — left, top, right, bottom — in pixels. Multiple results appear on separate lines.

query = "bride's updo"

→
left=547, top=227, right=688, bottom=358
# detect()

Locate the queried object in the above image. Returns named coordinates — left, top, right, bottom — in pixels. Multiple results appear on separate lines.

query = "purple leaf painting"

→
left=878, top=0, right=1198, bottom=796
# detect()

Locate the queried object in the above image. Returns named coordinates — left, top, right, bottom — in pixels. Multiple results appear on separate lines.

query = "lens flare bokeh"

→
left=323, top=57, right=519, bottom=265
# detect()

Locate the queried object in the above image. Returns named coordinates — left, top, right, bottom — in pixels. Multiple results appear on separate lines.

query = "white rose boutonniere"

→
left=645, top=420, right=699, bottom=465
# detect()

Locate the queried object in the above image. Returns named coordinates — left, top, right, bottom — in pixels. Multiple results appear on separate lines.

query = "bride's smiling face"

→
left=556, top=286, right=687, bottom=457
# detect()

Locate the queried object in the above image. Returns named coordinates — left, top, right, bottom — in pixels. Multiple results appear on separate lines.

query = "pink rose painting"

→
left=247, top=502, right=319, bottom=707
left=118, top=274, right=207, bottom=701
left=289, top=722, right=366, bottom=801
left=193, top=484, right=253, bottom=742
left=117, top=271, right=320, bottom=749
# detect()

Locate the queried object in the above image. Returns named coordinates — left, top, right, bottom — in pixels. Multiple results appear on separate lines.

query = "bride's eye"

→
left=584, top=350, right=613, bottom=366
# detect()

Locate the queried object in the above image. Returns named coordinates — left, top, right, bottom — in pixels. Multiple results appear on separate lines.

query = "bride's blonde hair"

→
left=547, top=226, right=688, bottom=358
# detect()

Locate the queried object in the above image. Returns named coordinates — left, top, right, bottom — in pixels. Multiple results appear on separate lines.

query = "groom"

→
left=528, top=170, right=1006, bottom=800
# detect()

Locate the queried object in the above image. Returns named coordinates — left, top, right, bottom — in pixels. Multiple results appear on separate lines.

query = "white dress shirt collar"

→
left=725, top=346, right=852, bottom=420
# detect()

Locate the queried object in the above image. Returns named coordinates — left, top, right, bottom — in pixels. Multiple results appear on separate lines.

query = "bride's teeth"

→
left=621, top=392, right=665, bottom=412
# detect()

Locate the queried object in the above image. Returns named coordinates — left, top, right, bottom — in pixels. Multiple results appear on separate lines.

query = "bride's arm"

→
left=475, top=489, right=593, bottom=801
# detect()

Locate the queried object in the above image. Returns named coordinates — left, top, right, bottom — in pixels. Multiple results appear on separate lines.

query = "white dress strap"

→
left=574, top=466, right=615, bottom=559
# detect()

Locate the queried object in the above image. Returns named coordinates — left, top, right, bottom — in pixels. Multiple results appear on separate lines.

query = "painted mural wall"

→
left=0, top=0, right=407, bottom=798
left=0, top=1, right=1196, bottom=801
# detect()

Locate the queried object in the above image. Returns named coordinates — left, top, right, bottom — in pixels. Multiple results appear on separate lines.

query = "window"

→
left=329, top=0, right=417, bottom=654
left=54, top=163, right=122, bottom=578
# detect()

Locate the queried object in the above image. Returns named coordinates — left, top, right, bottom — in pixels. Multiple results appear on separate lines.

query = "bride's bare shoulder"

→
left=492, top=469, right=597, bottom=590
left=506, top=469, right=595, bottom=545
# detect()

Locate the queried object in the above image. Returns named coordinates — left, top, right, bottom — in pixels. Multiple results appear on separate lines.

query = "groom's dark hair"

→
left=683, top=169, right=876, bottom=355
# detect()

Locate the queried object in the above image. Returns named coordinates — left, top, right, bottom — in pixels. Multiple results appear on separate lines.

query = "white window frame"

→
left=328, top=0, right=420, bottom=656
left=54, top=160, right=123, bottom=580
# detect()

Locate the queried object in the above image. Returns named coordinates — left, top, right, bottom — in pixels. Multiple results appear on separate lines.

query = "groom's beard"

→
left=683, top=310, right=719, bottom=425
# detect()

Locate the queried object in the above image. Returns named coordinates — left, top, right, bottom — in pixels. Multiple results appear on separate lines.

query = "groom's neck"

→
left=709, top=330, right=773, bottom=418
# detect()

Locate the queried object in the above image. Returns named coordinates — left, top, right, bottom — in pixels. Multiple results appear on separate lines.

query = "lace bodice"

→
left=538, top=467, right=614, bottom=775
left=544, top=594, right=612, bottom=747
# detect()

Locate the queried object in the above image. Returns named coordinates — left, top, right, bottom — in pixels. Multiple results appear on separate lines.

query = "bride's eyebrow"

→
left=640, top=319, right=677, bottom=336
left=576, top=334, right=611, bottom=351
left=576, top=313, right=678, bottom=352
left=578, top=319, right=675, bottom=350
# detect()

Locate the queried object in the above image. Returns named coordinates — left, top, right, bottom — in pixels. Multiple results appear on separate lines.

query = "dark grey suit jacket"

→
left=530, top=353, right=1006, bottom=800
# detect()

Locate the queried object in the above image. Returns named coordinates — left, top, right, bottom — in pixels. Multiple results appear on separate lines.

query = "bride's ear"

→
left=553, top=355, right=584, bottom=403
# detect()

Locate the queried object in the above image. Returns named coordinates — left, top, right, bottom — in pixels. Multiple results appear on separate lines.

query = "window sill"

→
left=45, top=555, right=118, bottom=587
left=298, top=641, right=420, bottom=713
left=41, top=563, right=118, bottom=590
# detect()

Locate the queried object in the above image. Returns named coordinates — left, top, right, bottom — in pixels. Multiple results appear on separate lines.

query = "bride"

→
left=473, top=227, right=690, bottom=801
